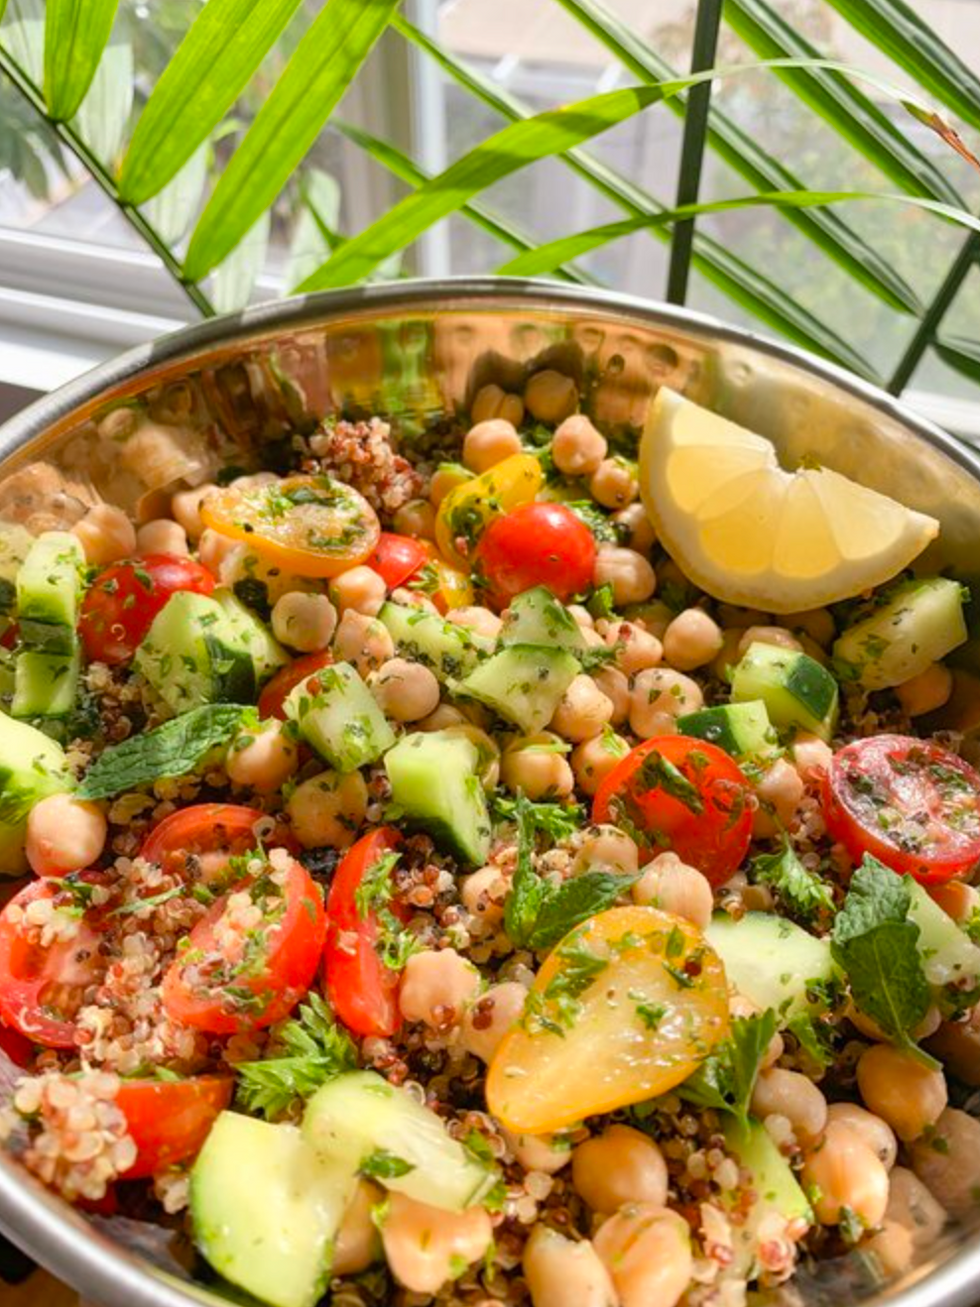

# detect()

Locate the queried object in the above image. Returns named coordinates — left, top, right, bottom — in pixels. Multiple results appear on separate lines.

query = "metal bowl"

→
left=1, top=277, right=980, bottom=1307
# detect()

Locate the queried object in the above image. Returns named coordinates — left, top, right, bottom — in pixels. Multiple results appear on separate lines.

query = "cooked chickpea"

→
left=927, top=1010, right=980, bottom=1086
left=783, top=607, right=836, bottom=647
left=271, top=591, right=337, bottom=652
left=460, top=865, right=508, bottom=930
left=392, top=499, right=435, bottom=540
left=286, top=769, right=367, bottom=849
left=594, top=1204, right=692, bottom=1307
left=390, top=586, right=438, bottom=614
left=503, top=1128, right=574, bottom=1174
left=662, top=609, right=724, bottom=671
left=738, top=625, right=803, bottom=658
left=896, top=663, right=953, bottom=717
left=572, top=1125, right=668, bottom=1213
left=886, top=1166, right=946, bottom=1247
left=428, top=464, right=471, bottom=508
left=801, top=1120, right=890, bottom=1228
left=591, top=665, right=629, bottom=725
left=26, top=794, right=107, bottom=876
left=472, top=382, right=524, bottom=428
left=417, top=704, right=466, bottom=732
left=525, top=369, right=578, bottom=424
left=864, top=1220, right=915, bottom=1277
left=500, top=733, right=574, bottom=800
left=630, top=667, right=703, bottom=738
left=333, top=1179, right=383, bottom=1276
left=370, top=658, right=440, bottom=723
left=573, top=825, right=639, bottom=876
left=225, top=721, right=299, bottom=793
left=551, top=675, right=614, bottom=743
left=910, top=1107, right=980, bottom=1217
left=612, top=502, right=657, bottom=554
left=590, top=458, right=638, bottom=510
left=329, top=566, right=386, bottom=618
left=826, top=1103, right=897, bottom=1170
left=572, top=731, right=628, bottom=796
left=399, top=948, right=481, bottom=1029
left=594, top=545, right=656, bottom=606
left=332, top=611, right=394, bottom=676
left=72, top=503, right=137, bottom=566
left=850, top=1003, right=941, bottom=1045
left=524, top=1226, right=616, bottom=1307
left=552, top=415, right=608, bottom=478
left=753, top=758, right=805, bottom=838
left=857, top=1044, right=947, bottom=1143
left=603, top=620, right=662, bottom=675
left=170, top=482, right=218, bottom=541
left=460, top=981, right=527, bottom=1062
left=568, top=604, right=594, bottom=628
left=791, top=732, right=834, bottom=783
left=197, top=528, right=240, bottom=579
left=751, top=1068, right=827, bottom=1144
left=712, top=627, right=743, bottom=680
left=462, top=419, right=522, bottom=474
left=447, top=606, right=502, bottom=639
left=380, top=1192, right=492, bottom=1295
left=136, top=518, right=188, bottom=556
left=632, top=852, right=713, bottom=930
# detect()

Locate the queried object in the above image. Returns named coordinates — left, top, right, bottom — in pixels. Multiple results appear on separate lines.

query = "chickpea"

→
left=594, top=545, right=656, bottom=607
left=525, top=369, right=578, bottom=424
left=428, top=464, right=471, bottom=508
left=333, top=1180, right=383, bottom=1276
left=329, top=566, right=386, bottom=618
left=886, top=1165, right=946, bottom=1246
left=752, top=758, right=805, bottom=838
left=26, top=794, right=107, bottom=876
left=801, top=1120, right=890, bottom=1228
left=590, top=457, right=639, bottom=511
left=380, top=1192, right=492, bottom=1295
left=136, top=518, right=188, bottom=556
left=371, top=658, right=440, bottom=723
left=629, top=599, right=673, bottom=640
left=225, top=721, right=299, bottom=793
left=271, top=592, right=337, bottom=652
left=594, top=1204, right=692, bottom=1307
left=171, top=482, right=218, bottom=541
left=524, top=1226, right=616, bottom=1307
left=286, top=769, right=367, bottom=849
left=447, top=606, right=502, bottom=639
left=332, top=611, right=394, bottom=676
left=571, top=826, right=637, bottom=878
left=591, top=666, right=629, bottom=726
left=712, top=627, right=743, bottom=681
left=630, top=667, right=703, bottom=738
left=551, top=675, right=614, bottom=743
left=572, top=731, right=629, bottom=796
left=792, top=732, right=834, bottom=784
left=460, top=981, right=527, bottom=1062
left=500, top=733, right=574, bottom=800
left=857, top=1044, right=947, bottom=1142
left=662, top=609, right=724, bottom=671
left=471, top=382, right=524, bottom=428
left=826, top=1103, right=897, bottom=1170
left=730, top=993, right=784, bottom=1068
left=503, top=1128, right=574, bottom=1174
left=417, top=704, right=466, bottom=732
left=572, top=1125, right=668, bottom=1214
left=462, top=419, right=522, bottom=474
left=632, top=852, right=713, bottom=930
left=603, top=621, right=663, bottom=675
left=552, top=415, right=608, bottom=478
left=864, top=1220, right=915, bottom=1277
left=751, top=1068, right=827, bottom=1144
left=850, top=1003, right=941, bottom=1045
left=72, top=503, right=136, bottom=566
left=927, top=1010, right=980, bottom=1086
left=896, top=663, right=953, bottom=717
left=568, top=604, right=594, bottom=628
left=738, top=625, right=803, bottom=658
left=392, top=499, right=435, bottom=540
left=910, top=1107, right=980, bottom=1217
left=460, top=865, right=508, bottom=930
left=399, top=948, right=480, bottom=1029
left=198, top=528, right=240, bottom=580
left=783, top=607, right=836, bottom=648
left=612, top=502, right=656, bottom=554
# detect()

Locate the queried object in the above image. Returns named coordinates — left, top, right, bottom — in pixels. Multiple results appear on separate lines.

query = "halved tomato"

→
left=257, top=652, right=334, bottom=720
left=117, top=1076, right=233, bottom=1178
left=140, top=804, right=295, bottom=886
left=369, top=533, right=428, bottom=590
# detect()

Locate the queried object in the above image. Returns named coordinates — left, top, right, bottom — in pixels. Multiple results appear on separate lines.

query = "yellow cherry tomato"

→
left=486, top=906, right=729, bottom=1134
left=200, top=474, right=380, bottom=579
left=414, top=542, right=473, bottom=612
left=435, top=453, right=543, bottom=568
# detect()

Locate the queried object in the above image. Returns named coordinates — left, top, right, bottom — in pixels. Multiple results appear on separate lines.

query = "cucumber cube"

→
left=285, top=661, right=395, bottom=772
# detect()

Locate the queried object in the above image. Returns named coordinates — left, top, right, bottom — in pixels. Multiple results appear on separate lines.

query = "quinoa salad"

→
left=0, top=369, right=977, bottom=1307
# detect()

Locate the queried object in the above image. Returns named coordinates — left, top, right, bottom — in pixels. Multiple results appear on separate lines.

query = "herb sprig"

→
left=235, top=993, right=357, bottom=1120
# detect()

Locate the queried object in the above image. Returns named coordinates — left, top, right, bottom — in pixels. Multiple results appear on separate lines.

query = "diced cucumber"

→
left=677, top=701, right=777, bottom=764
left=191, top=1111, right=357, bottom=1307
left=705, top=911, right=836, bottom=1024
left=134, top=592, right=255, bottom=715
left=16, top=532, right=84, bottom=653
left=731, top=642, right=838, bottom=742
left=499, top=586, right=586, bottom=653
left=833, top=578, right=968, bottom=691
left=379, top=601, right=491, bottom=682
left=213, top=587, right=288, bottom=685
left=11, top=648, right=80, bottom=720
left=304, top=1070, right=499, bottom=1212
left=457, top=644, right=580, bottom=733
left=0, top=711, right=73, bottom=875
left=385, top=729, right=491, bottom=865
left=906, top=877, right=980, bottom=1001
left=285, top=661, right=395, bottom=772
left=722, top=1117, right=812, bottom=1272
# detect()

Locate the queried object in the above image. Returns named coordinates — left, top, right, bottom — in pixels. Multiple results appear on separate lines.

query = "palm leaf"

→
left=118, top=0, right=304, bottom=206
left=283, top=168, right=342, bottom=292
left=43, top=0, right=120, bottom=122
left=934, top=333, right=980, bottom=386
left=72, top=36, right=132, bottom=166
left=142, top=143, right=210, bottom=246
left=182, top=0, right=399, bottom=282
left=211, top=209, right=270, bottom=314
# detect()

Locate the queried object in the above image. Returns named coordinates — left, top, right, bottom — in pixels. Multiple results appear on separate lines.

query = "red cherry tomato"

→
left=140, top=804, right=295, bottom=887
left=369, top=533, right=429, bottom=590
left=79, top=554, right=215, bottom=665
left=324, top=827, right=405, bottom=1039
left=116, top=1077, right=233, bottom=1179
left=161, top=855, right=325, bottom=1034
left=0, top=880, right=106, bottom=1048
left=593, top=736, right=753, bottom=887
left=823, top=734, right=980, bottom=884
left=474, top=502, right=596, bottom=605
left=257, top=651, right=334, bottom=721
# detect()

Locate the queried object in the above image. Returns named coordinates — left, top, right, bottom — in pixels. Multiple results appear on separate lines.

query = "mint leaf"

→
left=503, top=794, right=554, bottom=948
left=678, top=1010, right=777, bottom=1122
left=751, top=839, right=834, bottom=925
left=77, top=704, right=246, bottom=799
left=526, top=871, right=637, bottom=950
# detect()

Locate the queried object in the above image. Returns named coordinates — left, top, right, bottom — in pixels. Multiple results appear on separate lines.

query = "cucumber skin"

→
left=384, top=730, right=491, bottom=865
left=16, top=532, right=83, bottom=638
left=704, top=911, right=836, bottom=1024
left=677, top=701, right=776, bottom=762
left=731, top=642, right=838, bottom=741
left=11, top=648, right=81, bottom=719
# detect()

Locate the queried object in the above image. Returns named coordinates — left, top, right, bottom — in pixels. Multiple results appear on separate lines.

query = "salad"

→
left=0, top=373, right=977, bottom=1307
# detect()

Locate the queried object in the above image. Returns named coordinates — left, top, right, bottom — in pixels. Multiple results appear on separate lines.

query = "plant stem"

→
left=887, top=232, right=979, bottom=394
left=0, top=44, right=215, bottom=319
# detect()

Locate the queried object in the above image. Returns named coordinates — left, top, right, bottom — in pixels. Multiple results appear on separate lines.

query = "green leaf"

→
left=43, top=0, right=120, bottom=122
left=678, top=1010, right=777, bottom=1121
left=235, top=992, right=357, bottom=1120
left=183, top=0, right=399, bottom=281
left=3, top=0, right=46, bottom=83
left=142, top=143, right=210, bottom=246
left=71, top=36, right=131, bottom=166
left=284, top=168, right=343, bottom=293
left=211, top=208, right=270, bottom=314
left=118, top=0, right=304, bottom=205
left=526, top=872, right=636, bottom=951
left=751, top=837, right=834, bottom=925
left=934, top=332, right=980, bottom=386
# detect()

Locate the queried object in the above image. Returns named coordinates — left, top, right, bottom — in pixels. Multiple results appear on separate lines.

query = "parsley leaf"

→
left=361, top=1149, right=415, bottom=1180
left=750, top=839, right=834, bottom=925
left=355, top=851, right=401, bottom=919
left=564, top=501, right=624, bottom=546
left=785, top=1012, right=835, bottom=1073
left=491, top=794, right=583, bottom=843
left=636, top=748, right=704, bottom=813
left=678, top=1010, right=777, bottom=1122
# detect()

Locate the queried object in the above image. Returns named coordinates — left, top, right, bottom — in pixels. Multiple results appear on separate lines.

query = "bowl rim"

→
left=1, top=275, right=980, bottom=1307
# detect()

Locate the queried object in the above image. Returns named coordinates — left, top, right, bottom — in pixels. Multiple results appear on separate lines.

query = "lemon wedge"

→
left=638, top=387, right=939, bottom=613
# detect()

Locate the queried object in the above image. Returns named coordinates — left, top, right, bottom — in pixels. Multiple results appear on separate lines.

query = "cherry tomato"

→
left=257, top=652, right=334, bottom=721
left=324, top=827, right=405, bottom=1039
left=201, top=475, right=380, bottom=578
left=593, top=736, right=753, bottom=886
left=823, top=734, right=980, bottom=884
left=416, top=543, right=473, bottom=614
left=475, top=502, right=596, bottom=605
left=162, top=855, right=325, bottom=1034
left=0, top=880, right=106, bottom=1048
left=140, top=804, right=295, bottom=886
left=116, top=1077, right=233, bottom=1179
left=78, top=554, right=215, bottom=665
left=369, top=533, right=429, bottom=590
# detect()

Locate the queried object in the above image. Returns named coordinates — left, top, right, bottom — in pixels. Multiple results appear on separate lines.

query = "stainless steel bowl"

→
left=1, top=277, right=980, bottom=1307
